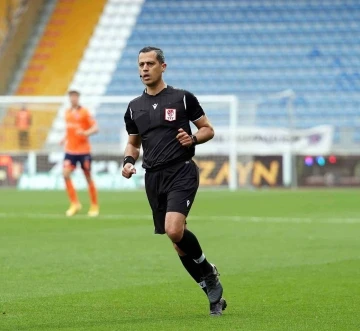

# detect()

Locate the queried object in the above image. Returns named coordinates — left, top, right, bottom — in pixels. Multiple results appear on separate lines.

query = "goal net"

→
left=0, top=92, right=327, bottom=190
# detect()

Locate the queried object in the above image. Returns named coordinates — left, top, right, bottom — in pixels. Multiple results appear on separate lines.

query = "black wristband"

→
left=123, top=156, right=135, bottom=167
left=190, top=135, right=198, bottom=145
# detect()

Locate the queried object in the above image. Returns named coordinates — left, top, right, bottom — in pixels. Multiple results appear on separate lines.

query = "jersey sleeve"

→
left=184, top=91, right=205, bottom=122
left=84, top=110, right=96, bottom=128
left=124, top=105, right=139, bottom=135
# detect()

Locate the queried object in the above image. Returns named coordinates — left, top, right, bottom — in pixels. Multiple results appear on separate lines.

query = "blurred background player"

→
left=61, top=89, right=99, bottom=217
left=15, top=104, right=31, bottom=149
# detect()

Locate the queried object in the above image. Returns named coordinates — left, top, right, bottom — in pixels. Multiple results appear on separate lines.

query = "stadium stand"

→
left=16, top=0, right=107, bottom=96
left=71, top=0, right=145, bottom=96
left=48, top=0, right=145, bottom=146
left=0, top=1, right=8, bottom=46
left=102, top=0, right=360, bottom=144
left=4, top=0, right=360, bottom=149
left=0, top=0, right=107, bottom=151
left=0, top=0, right=27, bottom=48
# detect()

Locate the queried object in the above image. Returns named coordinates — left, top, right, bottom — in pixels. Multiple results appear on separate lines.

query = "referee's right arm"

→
left=122, top=106, right=141, bottom=179
left=124, top=135, right=141, bottom=162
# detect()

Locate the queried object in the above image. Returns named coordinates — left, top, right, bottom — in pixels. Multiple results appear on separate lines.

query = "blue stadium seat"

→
left=100, top=0, right=360, bottom=143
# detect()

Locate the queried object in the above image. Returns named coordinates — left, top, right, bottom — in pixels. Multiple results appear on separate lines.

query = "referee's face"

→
left=138, top=51, right=165, bottom=87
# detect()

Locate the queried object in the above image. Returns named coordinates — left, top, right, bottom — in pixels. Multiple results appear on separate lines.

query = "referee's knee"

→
left=165, top=213, right=185, bottom=242
left=166, top=228, right=183, bottom=242
left=165, top=226, right=184, bottom=243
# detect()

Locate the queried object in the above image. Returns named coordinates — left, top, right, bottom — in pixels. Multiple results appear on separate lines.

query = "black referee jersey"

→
left=124, top=86, right=205, bottom=171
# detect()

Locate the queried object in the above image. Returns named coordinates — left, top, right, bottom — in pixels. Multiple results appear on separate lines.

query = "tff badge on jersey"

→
left=165, top=108, right=176, bottom=121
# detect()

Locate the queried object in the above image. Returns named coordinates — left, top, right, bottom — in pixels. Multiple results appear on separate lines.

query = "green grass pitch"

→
left=1, top=189, right=360, bottom=331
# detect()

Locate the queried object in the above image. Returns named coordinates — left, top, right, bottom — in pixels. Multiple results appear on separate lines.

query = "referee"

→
left=122, top=46, right=226, bottom=316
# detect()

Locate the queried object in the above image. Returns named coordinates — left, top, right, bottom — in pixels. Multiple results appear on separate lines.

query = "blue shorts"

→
left=64, top=153, right=92, bottom=171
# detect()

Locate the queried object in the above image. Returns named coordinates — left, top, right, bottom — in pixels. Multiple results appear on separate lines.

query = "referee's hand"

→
left=122, top=163, right=136, bottom=179
left=176, top=128, right=192, bottom=147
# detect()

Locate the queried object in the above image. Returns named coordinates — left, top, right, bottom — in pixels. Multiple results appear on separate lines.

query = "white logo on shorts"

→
left=187, top=200, right=191, bottom=207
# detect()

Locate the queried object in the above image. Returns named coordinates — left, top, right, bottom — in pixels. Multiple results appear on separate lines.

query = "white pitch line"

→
left=206, top=215, right=360, bottom=224
left=0, top=212, right=151, bottom=220
left=0, top=212, right=359, bottom=224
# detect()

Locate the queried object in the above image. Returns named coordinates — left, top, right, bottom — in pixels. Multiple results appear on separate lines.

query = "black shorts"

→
left=64, top=153, right=92, bottom=171
left=145, top=160, right=199, bottom=234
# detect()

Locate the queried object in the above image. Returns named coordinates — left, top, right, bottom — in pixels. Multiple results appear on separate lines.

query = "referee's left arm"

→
left=177, top=91, right=215, bottom=147
left=177, top=116, right=214, bottom=147
left=192, top=116, right=214, bottom=144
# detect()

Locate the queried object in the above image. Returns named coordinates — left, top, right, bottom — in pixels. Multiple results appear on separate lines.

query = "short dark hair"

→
left=138, top=46, right=165, bottom=64
left=68, top=90, right=80, bottom=95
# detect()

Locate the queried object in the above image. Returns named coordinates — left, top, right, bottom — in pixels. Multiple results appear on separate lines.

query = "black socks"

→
left=175, top=229, right=213, bottom=276
left=179, top=255, right=207, bottom=294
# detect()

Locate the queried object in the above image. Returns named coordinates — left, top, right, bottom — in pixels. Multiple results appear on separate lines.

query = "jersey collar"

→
left=144, top=85, right=169, bottom=97
left=70, top=105, right=82, bottom=111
